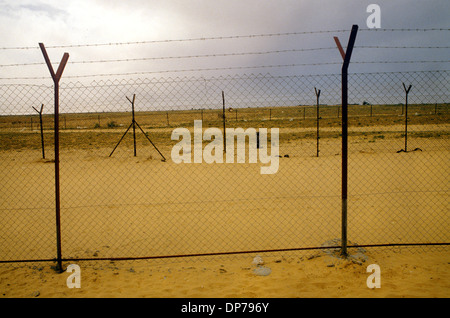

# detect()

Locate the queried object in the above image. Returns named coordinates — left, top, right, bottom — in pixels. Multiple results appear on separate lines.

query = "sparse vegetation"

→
left=107, top=121, right=118, bottom=128
left=0, top=103, right=448, bottom=152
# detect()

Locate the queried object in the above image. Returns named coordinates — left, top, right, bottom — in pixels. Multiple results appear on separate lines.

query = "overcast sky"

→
left=0, top=0, right=449, bottom=84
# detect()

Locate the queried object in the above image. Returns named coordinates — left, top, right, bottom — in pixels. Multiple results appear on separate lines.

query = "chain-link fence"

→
left=0, top=70, right=449, bottom=264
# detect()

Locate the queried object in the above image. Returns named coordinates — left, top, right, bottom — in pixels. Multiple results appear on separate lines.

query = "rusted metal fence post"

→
left=127, top=94, right=137, bottom=156
left=39, top=43, right=69, bottom=272
left=222, top=91, right=226, bottom=153
left=32, top=104, right=45, bottom=159
left=403, top=83, right=411, bottom=152
left=334, top=25, right=358, bottom=257
left=402, top=83, right=411, bottom=152
left=396, top=83, right=421, bottom=153
left=314, top=87, right=321, bottom=157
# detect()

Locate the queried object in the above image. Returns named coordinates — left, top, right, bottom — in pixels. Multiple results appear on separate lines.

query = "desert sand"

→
left=0, top=246, right=449, bottom=298
left=0, top=122, right=449, bottom=299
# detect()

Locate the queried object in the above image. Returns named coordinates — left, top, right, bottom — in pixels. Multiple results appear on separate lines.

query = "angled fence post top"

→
left=333, top=24, right=359, bottom=67
left=314, top=87, right=321, bottom=98
left=333, top=37, right=346, bottom=61
left=403, top=83, right=412, bottom=94
left=32, top=103, right=44, bottom=114
left=39, top=43, right=69, bottom=83
left=126, top=94, right=136, bottom=104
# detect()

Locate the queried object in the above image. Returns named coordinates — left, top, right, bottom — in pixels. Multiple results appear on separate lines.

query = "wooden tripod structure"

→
left=109, top=94, right=166, bottom=161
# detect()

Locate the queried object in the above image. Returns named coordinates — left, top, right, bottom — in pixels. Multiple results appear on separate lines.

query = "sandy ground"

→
left=0, top=246, right=449, bottom=298
left=0, top=134, right=449, bottom=299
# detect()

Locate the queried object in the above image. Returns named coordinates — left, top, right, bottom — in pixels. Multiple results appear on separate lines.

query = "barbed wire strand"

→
left=2, top=69, right=448, bottom=88
left=1, top=60, right=449, bottom=80
left=0, top=28, right=448, bottom=50
left=1, top=46, right=449, bottom=68
left=0, top=47, right=336, bottom=67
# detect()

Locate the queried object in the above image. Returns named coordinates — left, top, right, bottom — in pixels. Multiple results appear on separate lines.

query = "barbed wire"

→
left=357, top=45, right=450, bottom=49
left=0, top=28, right=448, bottom=50
left=0, top=46, right=448, bottom=68
left=0, top=47, right=337, bottom=67
left=0, top=30, right=353, bottom=50
left=0, top=63, right=339, bottom=80
left=1, top=27, right=448, bottom=79
left=360, top=28, right=450, bottom=32
left=353, top=60, right=450, bottom=64
left=1, top=69, right=446, bottom=87
left=1, top=60, right=448, bottom=80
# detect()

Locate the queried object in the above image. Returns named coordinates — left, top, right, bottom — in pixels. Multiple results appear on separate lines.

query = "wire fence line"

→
left=1, top=50, right=449, bottom=68
left=1, top=27, right=449, bottom=51
left=1, top=28, right=449, bottom=84
left=0, top=70, right=449, bottom=265
left=1, top=70, right=448, bottom=116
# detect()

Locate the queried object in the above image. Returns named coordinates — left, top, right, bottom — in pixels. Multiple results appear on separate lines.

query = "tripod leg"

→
left=135, top=121, right=166, bottom=161
left=109, top=122, right=133, bottom=157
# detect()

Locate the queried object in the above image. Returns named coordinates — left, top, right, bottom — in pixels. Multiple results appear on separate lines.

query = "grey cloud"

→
left=1, top=0, right=448, bottom=81
left=0, top=1, right=68, bottom=20
left=19, top=3, right=68, bottom=19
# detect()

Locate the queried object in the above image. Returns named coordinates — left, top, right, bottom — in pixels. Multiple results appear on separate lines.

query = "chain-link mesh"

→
left=0, top=70, right=448, bottom=262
